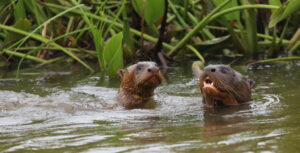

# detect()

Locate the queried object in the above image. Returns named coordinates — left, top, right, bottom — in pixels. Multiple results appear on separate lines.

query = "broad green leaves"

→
left=4, top=0, right=31, bottom=43
left=268, top=0, right=281, bottom=7
left=5, top=18, right=32, bottom=42
left=269, top=0, right=300, bottom=27
left=14, top=0, right=26, bottom=20
left=212, top=0, right=239, bottom=22
left=103, top=32, right=124, bottom=76
left=132, top=0, right=165, bottom=25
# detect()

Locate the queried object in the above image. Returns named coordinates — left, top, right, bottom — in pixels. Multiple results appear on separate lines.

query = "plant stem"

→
left=206, top=25, right=289, bottom=43
left=3, top=49, right=47, bottom=63
left=12, top=47, right=97, bottom=56
left=208, top=5, right=279, bottom=23
left=168, top=0, right=188, bottom=26
left=243, top=0, right=258, bottom=57
left=167, top=0, right=232, bottom=56
left=186, top=45, right=205, bottom=62
left=168, top=4, right=279, bottom=56
left=42, top=2, right=174, bottom=50
left=278, top=16, right=290, bottom=47
left=252, top=56, right=300, bottom=64
left=0, top=24, right=94, bottom=72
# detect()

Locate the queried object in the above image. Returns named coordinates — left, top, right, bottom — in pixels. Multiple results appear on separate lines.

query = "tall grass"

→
left=0, top=0, right=300, bottom=76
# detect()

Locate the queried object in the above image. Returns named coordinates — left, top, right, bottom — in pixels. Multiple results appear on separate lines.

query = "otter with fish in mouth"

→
left=192, top=62, right=255, bottom=107
left=117, top=61, right=163, bottom=109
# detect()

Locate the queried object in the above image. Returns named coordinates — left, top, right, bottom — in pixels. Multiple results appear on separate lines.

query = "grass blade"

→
left=0, top=24, right=94, bottom=72
left=3, top=49, right=47, bottom=63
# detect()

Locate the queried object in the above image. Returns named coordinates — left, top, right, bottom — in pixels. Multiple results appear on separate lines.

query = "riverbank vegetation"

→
left=0, top=0, right=299, bottom=76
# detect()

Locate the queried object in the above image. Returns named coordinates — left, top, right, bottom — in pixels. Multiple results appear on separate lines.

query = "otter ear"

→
left=248, top=80, right=255, bottom=88
left=118, top=69, right=128, bottom=78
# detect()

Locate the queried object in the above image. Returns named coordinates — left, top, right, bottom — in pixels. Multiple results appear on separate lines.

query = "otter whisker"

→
left=196, top=64, right=254, bottom=107
left=215, top=77, right=244, bottom=101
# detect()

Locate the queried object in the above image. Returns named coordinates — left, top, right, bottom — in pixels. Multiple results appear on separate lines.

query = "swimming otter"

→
left=117, top=61, right=163, bottom=109
left=192, top=63, right=255, bottom=107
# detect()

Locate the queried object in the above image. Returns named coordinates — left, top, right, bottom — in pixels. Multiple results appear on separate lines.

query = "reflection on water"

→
left=0, top=63, right=300, bottom=152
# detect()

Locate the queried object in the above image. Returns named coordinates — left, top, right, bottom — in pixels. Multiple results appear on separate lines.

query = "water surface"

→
left=0, top=63, right=300, bottom=152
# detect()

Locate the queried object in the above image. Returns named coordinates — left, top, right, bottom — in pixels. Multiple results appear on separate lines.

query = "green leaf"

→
left=268, top=0, right=281, bottom=6
left=14, top=0, right=26, bottom=20
left=122, top=5, right=134, bottom=59
left=92, top=28, right=104, bottom=70
left=5, top=18, right=32, bottom=42
left=103, top=32, right=124, bottom=76
left=132, top=0, right=165, bottom=25
left=281, top=0, right=300, bottom=20
left=269, top=0, right=300, bottom=27
left=212, top=0, right=239, bottom=22
left=194, top=35, right=231, bottom=52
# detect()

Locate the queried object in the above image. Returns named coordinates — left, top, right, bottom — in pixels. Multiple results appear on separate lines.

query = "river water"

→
left=0, top=62, right=300, bottom=153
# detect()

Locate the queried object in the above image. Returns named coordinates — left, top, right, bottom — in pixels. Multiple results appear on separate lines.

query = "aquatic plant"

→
left=0, top=0, right=299, bottom=76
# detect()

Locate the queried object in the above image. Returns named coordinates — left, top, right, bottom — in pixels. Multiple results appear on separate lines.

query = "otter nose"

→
left=147, top=67, right=159, bottom=72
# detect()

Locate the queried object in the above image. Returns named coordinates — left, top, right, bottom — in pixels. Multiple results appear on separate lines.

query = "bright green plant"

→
left=0, top=0, right=300, bottom=76
left=103, top=32, right=124, bottom=76
left=132, top=0, right=165, bottom=25
left=269, top=0, right=300, bottom=27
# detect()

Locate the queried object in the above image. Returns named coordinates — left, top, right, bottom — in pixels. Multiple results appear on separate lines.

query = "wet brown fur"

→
left=117, top=61, right=163, bottom=109
left=193, top=64, right=254, bottom=108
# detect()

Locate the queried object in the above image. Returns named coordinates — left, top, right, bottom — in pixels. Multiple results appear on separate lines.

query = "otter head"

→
left=199, top=65, right=254, bottom=107
left=118, top=61, right=163, bottom=109
left=119, top=61, right=163, bottom=92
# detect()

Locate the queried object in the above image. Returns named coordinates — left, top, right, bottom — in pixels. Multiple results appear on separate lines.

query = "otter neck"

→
left=118, top=86, right=154, bottom=109
left=120, top=84, right=155, bottom=99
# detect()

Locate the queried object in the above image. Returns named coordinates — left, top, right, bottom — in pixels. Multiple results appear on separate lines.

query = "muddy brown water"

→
left=0, top=63, right=300, bottom=152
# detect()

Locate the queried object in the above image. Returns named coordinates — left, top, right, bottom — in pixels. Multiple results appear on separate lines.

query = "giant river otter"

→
left=117, top=61, right=163, bottom=109
left=192, top=63, right=255, bottom=107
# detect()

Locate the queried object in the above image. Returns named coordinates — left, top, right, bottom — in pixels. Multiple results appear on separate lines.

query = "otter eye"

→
left=136, top=65, right=143, bottom=71
left=221, top=67, right=229, bottom=74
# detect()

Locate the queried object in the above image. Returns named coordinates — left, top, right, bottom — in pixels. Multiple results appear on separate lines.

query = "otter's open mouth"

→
left=202, top=76, right=219, bottom=94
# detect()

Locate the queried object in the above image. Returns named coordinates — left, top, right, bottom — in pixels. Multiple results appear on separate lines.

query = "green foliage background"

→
left=0, top=0, right=299, bottom=75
